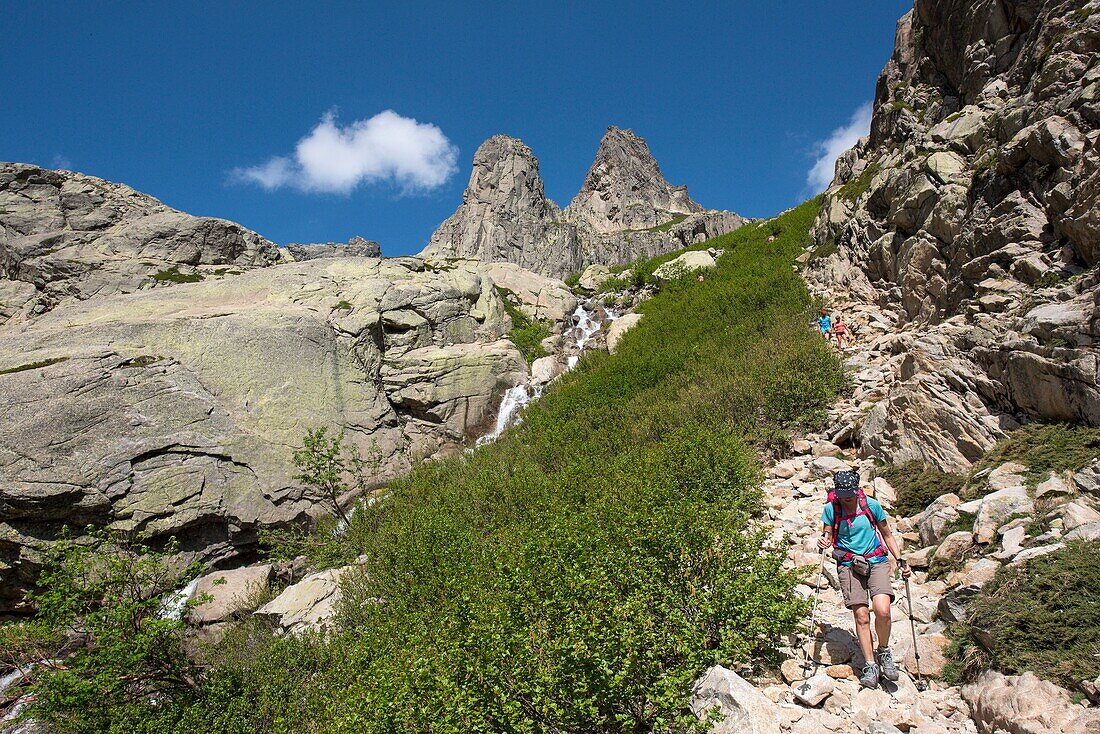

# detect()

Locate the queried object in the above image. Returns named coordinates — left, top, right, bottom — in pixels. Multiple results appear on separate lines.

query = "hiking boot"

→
left=859, top=662, right=880, bottom=689
left=876, top=647, right=900, bottom=682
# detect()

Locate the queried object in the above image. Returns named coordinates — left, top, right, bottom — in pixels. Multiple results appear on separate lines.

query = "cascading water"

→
left=566, top=303, right=617, bottom=370
left=476, top=384, right=539, bottom=446
left=159, top=577, right=199, bottom=620
left=478, top=302, right=621, bottom=446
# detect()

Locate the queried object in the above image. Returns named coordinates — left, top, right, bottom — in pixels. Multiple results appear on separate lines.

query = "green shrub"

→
left=970, top=423, right=1100, bottom=490
left=0, top=356, right=69, bottom=375
left=837, top=162, right=882, bottom=202
left=152, top=266, right=203, bottom=283
left=497, top=287, right=552, bottom=363
left=880, top=462, right=966, bottom=516
left=947, top=541, right=1100, bottom=688
left=16, top=531, right=204, bottom=734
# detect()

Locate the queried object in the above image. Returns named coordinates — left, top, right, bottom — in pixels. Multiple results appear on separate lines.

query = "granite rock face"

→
left=420, top=136, right=583, bottom=278
left=0, top=162, right=279, bottom=319
left=808, top=0, right=1100, bottom=470
left=281, top=235, right=382, bottom=261
left=421, top=127, right=745, bottom=279
left=0, top=256, right=531, bottom=612
left=563, top=126, right=701, bottom=233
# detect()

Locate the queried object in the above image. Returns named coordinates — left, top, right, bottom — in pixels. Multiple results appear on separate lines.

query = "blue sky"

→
left=4, top=1, right=911, bottom=256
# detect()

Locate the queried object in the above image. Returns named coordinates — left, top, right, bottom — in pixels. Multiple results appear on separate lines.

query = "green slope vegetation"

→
left=21, top=198, right=845, bottom=733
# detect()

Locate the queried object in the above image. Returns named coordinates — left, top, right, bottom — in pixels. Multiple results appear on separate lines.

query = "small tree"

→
left=18, top=529, right=203, bottom=732
left=292, top=427, right=377, bottom=526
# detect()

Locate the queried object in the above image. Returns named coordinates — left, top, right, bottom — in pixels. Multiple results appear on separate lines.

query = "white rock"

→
left=606, top=313, right=642, bottom=353
left=791, top=674, right=835, bottom=707
left=1009, top=543, right=1065, bottom=566
left=188, top=564, right=274, bottom=626
left=254, top=566, right=350, bottom=635
left=530, top=356, right=561, bottom=385
left=653, top=250, right=717, bottom=281
left=1058, top=499, right=1100, bottom=531
left=809, top=456, right=851, bottom=478
left=933, top=531, right=974, bottom=561
left=691, top=665, right=782, bottom=734
left=973, top=486, right=1033, bottom=544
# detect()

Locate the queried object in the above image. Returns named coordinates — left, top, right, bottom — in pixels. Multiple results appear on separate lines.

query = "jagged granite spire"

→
left=419, top=136, right=582, bottom=276
left=564, top=126, right=703, bottom=233
left=421, top=129, right=744, bottom=280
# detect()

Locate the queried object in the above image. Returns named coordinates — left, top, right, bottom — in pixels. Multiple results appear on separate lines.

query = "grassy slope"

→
left=35, top=198, right=847, bottom=733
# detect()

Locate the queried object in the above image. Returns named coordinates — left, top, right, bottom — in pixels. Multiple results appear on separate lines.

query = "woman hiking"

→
left=818, top=470, right=911, bottom=688
left=817, top=308, right=832, bottom=337
left=833, top=314, right=848, bottom=350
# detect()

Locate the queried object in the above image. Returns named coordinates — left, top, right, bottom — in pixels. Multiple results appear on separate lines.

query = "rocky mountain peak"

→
left=564, top=126, right=702, bottom=234
left=421, top=128, right=741, bottom=278
left=419, top=135, right=579, bottom=276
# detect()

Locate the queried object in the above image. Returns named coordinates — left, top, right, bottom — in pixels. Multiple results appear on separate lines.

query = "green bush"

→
left=971, top=423, right=1100, bottom=491
left=152, top=266, right=203, bottom=283
left=16, top=531, right=204, bottom=734
left=948, top=541, right=1100, bottom=688
left=880, top=462, right=966, bottom=516
left=497, top=287, right=552, bottom=363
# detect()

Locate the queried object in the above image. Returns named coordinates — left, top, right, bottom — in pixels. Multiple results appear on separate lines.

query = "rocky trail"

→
left=690, top=295, right=1100, bottom=734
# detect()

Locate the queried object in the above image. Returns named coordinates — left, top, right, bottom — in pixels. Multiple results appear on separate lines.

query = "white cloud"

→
left=806, top=102, right=873, bottom=192
left=234, top=110, right=459, bottom=195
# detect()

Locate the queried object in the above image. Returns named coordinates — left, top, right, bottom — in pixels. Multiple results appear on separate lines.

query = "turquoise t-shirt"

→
left=821, top=497, right=888, bottom=565
left=818, top=315, right=832, bottom=333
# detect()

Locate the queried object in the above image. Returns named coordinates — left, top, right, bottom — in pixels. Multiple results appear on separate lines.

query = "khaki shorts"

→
left=837, top=562, right=895, bottom=608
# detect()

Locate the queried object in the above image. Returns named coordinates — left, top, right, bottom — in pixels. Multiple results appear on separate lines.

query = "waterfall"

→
left=476, top=384, right=538, bottom=446
left=566, top=303, right=618, bottom=371
left=159, top=577, right=200, bottom=620
left=479, top=301, right=623, bottom=445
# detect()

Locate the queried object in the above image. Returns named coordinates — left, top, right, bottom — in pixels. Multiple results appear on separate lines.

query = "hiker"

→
left=817, top=470, right=910, bottom=689
left=697, top=274, right=705, bottom=283
left=817, top=308, right=832, bottom=337
left=833, top=314, right=848, bottom=350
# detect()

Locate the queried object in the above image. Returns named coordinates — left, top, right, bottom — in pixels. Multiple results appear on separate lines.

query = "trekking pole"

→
left=904, top=576, right=928, bottom=691
left=801, top=545, right=828, bottom=677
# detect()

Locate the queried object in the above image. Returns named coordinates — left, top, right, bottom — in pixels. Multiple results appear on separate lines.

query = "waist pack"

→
left=831, top=548, right=872, bottom=576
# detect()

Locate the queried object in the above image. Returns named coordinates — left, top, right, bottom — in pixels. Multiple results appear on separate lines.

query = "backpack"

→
left=826, top=487, right=887, bottom=563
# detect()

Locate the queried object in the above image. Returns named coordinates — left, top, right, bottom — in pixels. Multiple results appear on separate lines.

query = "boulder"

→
left=254, top=566, right=350, bottom=635
left=809, top=456, right=851, bottom=478
left=900, top=631, right=950, bottom=678
left=482, top=262, right=577, bottom=322
left=606, top=313, right=643, bottom=354
left=915, top=494, right=962, bottom=546
left=781, top=658, right=808, bottom=684
left=963, top=670, right=1100, bottom=734
left=188, top=564, right=274, bottom=626
left=530, top=356, right=562, bottom=386
left=1057, top=500, right=1100, bottom=531
left=791, top=674, right=834, bottom=707
left=972, top=487, right=1033, bottom=544
left=937, top=584, right=980, bottom=624
left=1035, top=473, right=1073, bottom=500
left=690, top=665, right=781, bottom=734
left=986, top=463, right=1028, bottom=492
left=652, top=250, right=717, bottom=281
left=932, top=531, right=974, bottom=561
left=577, top=263, right=611, bottom=291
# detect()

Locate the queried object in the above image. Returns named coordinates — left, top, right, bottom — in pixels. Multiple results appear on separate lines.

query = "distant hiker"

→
left=697, top=274, right=705, bottom=282
left=833, top=314, right=848, bottom=350
left=817, top=470, right=910, bottom=689
left=818, top=309, right=832, bottom=337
